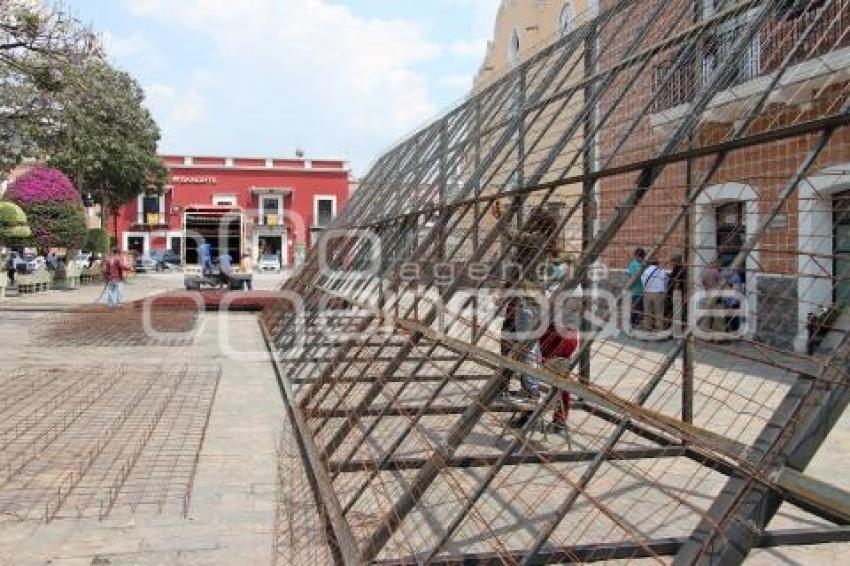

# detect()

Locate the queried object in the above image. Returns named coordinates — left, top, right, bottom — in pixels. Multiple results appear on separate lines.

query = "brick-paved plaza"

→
left=0, top=274, right=846, bottom=564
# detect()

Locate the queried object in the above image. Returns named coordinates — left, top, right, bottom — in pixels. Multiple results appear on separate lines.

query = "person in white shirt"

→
left=641, top=259, right=669, bottom=332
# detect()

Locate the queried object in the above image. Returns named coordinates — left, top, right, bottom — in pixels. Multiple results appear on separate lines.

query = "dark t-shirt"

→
left=670, top=264, right=685, bottom=293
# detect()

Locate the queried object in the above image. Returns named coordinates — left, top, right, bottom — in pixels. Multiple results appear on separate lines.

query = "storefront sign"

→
left=172, top=175, right=217, bottom=185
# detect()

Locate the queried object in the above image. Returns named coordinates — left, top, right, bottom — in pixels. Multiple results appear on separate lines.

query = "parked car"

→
left=134, top=255, right=158, bottom=273
left=74, top=252, right=92, bottom=269
left=23, top=254, right=44, bottom=273
left=150, top=249, right=182, bottom=270
left=135, top=250, right=181, bottom=273
left=258, top=255, right=281, bottom=273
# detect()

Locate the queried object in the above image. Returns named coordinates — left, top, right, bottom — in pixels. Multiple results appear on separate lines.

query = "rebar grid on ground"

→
left=30, top=307, right=201, bottom=348
left=0, top=363, right=220, bottom=523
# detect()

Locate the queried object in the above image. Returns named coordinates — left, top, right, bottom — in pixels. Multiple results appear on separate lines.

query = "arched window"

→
left=508, top=28, right=520, bottom=67
left=559, top=2, right=574, bottom=37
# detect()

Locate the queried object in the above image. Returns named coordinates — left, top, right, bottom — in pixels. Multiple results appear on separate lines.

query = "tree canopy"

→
left=1, top=1, right=166, bottom=217
left=0, top=0, right=98, bottom=170
left=43, top=58, right=169, bottom=216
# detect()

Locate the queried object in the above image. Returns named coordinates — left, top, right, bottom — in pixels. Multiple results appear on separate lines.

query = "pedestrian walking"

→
left=541, top=251, right=579, bottom=430
left=541, top=324, right=578, bottom=431
left=5, top=253, right=15, bottom=286
left=641, top=257, right=669, bottom=332
left=103, top=248, right=126, bottom=307
left=626, top=248, right=646, bottom=329
left=701, top=260, right=724, bottom=332
left=219, top=253, right=232, bottom=289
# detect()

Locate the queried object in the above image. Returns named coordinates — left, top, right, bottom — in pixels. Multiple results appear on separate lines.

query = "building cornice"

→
left=166, top=164, right=349, bottom=174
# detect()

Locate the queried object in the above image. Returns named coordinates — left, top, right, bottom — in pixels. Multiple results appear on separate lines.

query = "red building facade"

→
left=113, top=155, right=351, bottom=266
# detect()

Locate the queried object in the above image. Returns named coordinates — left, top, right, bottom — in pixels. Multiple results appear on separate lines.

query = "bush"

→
left=6, top=166, right=81, bottom=205
left=23, top=201, right=87, bottom=251
left=6, top=166, right=86, bottom=251
left=0, top=201, right=32, bottom=242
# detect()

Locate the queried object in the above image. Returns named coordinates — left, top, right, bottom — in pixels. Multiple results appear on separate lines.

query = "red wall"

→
left=113, top=155, right=350, bottom=265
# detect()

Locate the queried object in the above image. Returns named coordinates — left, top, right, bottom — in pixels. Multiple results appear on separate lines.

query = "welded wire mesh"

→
left=266, top=1, right=850, bottom=564
left=0, top=363, right=220, bottom=523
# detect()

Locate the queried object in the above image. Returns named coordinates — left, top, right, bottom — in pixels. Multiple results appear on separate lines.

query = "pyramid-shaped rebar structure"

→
left=263, top=1, right=850, bottom=563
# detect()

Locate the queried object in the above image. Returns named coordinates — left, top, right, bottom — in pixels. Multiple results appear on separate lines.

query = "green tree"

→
left=43, top=58, right=168, bottom=235
left=84, top=228, right=109, bottom=254
left=1, top=0, right=98, bottom=171
left=20, top=200, right=86, bottom=251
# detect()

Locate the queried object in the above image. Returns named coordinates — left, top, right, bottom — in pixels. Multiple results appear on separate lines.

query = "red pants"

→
left=553, top=391, right=571, bottom=423
left=541, top=326, right=578, bottom=425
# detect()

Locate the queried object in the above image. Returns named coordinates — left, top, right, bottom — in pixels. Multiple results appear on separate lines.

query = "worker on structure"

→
left=218, top=252, right=232, bottom=289
left=492, top=205, right=561, bottom=428
left=540, top=249, right=579, bottom=432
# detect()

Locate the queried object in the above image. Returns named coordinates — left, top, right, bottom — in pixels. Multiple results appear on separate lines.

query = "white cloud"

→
left=146, top=82, right=207, bottom=128
left=125, top=0, right=442, bottom=139
left=273, top=0, right=441, bottom=134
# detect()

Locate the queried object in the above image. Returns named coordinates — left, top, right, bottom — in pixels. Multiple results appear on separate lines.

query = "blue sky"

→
left=65, top=0, right=500, bottom=175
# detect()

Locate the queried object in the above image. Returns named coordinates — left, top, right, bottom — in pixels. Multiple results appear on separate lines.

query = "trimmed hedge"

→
left=0, top=201, right=32, bottom=241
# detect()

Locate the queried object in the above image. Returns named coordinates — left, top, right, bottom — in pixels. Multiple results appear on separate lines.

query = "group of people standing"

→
left=626, top=248, right=744, bottom=337
left=626, top=248, right=685, bottom=335
left=199, top=240, right=253, bottom=290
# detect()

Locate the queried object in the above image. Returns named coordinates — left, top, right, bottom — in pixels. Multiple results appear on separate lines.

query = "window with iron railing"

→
left=138, top=195, right=166, bottom=225
left=762, top=0, right=850, bottom=73
left=651, top=51, right=697, bottom=113
left=651, top=1, right=850, bottom=114
left=702, top=23, right=761, bottom=90
left=261, top=196, right=281, bottom=226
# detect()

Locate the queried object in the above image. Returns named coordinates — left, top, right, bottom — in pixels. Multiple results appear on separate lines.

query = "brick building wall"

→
left=596, top=0, right=850, bottom=350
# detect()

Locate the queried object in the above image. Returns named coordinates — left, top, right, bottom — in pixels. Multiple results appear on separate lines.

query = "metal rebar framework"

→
left=0, top=363, right=220, bottom=522
left=263, top=0, right=850, bottom=563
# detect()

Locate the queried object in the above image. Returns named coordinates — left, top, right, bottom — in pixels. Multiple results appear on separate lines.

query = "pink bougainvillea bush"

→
left=6, top=166, right=82, bottom=204
left=4, top=166, right=87, bottom=251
